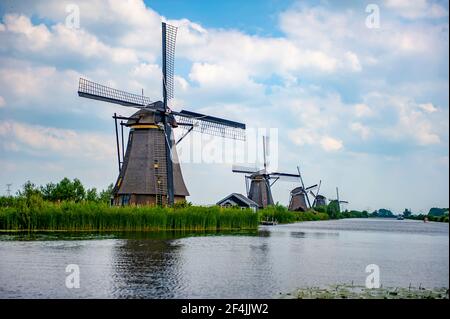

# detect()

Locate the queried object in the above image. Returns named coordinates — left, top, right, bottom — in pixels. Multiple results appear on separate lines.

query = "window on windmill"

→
left=121, top=195, right=131, bottom=206
left=154, top=160, right=159, bottom=169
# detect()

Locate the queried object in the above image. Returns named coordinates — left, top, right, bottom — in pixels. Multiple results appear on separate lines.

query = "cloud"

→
left=320, top=136, right=343, bottom=152
left=354, top=104, right=374, bottom=118
left=0, top=95, right=5, bottom=107
left=0, top=14, right=138, bottom=65
left=288, top=128, right=318, bottom=146
left=418, top=102, right=438, bottom=113
left=288, top=128, right=344, bottom=152
left=0, top=121, right=114, bottom=160
left=363, top=93, right=446, bottom=146
left=384, top=0, right=448, bottom=19
left=1, top=13, right=51, bottom=50
left=350, top=122, right=371, bottom=140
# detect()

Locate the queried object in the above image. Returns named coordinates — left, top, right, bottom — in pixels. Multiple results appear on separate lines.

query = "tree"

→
left=428, top=208, right=449, bottom=217
left=86, top=188, right=98, bottom=202
left=41, top=182, right=57, bottom=201
left=376, top=208, right=394, bottom=218
left=72, top=178, right=85, bottom=202
left=18, top=181, right=42, bottom=199
left=402, top=208, right=412, bottom=218
left=99, top=183, right=114, bottom=203
left=327, top=201, right=341, bottom=219
left=55, top=178, right=71, bottom=201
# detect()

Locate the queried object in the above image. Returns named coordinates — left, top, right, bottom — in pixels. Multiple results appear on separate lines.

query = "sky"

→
left=0, top=0, right=448, bottom=213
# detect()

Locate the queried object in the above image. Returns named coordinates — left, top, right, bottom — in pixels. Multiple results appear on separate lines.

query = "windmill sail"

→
left=78, top=78, right=162, bottom=109
left=174, top=110, right=246, bottom=141
left=232, top=165, right=258, bottom=174
left=269, top=172, right=300, bottom=182
left=163, top=23, right=177, bottom=101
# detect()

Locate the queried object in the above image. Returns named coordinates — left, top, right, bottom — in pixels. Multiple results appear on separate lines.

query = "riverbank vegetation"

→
left=0, top=200, right=259, bottom=231
left=0, top=179, right=447, bottom=231
left=286, top=284, right=449, bottom=299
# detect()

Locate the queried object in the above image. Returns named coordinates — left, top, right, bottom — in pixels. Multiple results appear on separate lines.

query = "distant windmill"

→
left=308, top=180, right=327, bottom=208
left=232, top=136, right=300, bottom=208
left=329, top=187, right=349, bottom=212
left=78, top=22, right=246, bottom=206
left=288, top=166, right=318, bottom=212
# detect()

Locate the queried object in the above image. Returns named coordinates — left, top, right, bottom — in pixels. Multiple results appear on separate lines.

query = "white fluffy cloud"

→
left=0, top=0, right=448, bottom=211
left=0, top=121, right=114, bottom=160
left=384, top=0, right=448, bottom=19
left=350, top=122, right=371, bottom=140
left=288, top=128, right=344, bottom=152
left=320, top=136, right=344, bottom=152
left=0, top=14, right=139, bottom=65
left=354, top=104, right=374, bottom=118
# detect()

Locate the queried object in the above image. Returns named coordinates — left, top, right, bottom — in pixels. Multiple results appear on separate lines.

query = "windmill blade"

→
left=339, top=201, right=349, bottom=204
left=173, top=110, right=246, bottom=141
left=309, top=190, right=316, bottom=198
left=305, top=184, right=318, bottom=191
left=232, top=165, right=258, bottom=174
left=312, top=180, right=322, bottom=207
left=78, top=78, right=162, bottom=110
left=162, top=22, right=177, bottom=101
left=269, top=172, right=300, bottom=182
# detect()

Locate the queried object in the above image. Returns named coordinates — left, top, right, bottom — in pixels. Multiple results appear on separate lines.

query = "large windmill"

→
left=329, top=187, right=349, bottom=213
left=232, top=136, right=300, bottom=208
left=78, top=22, right=246, bottom=206
left=288, top=166, right=318, bottom=212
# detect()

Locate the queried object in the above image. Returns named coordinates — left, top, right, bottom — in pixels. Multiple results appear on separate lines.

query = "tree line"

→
left=0, top=178, right=113, bottom=206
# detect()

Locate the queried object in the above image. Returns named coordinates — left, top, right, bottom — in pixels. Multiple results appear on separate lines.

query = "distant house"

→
left=216, top=193, right=259, bottom=211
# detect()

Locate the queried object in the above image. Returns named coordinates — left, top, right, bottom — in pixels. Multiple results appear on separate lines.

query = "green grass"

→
left=0, top=200, right=260, bottom=231
left=259, top=204, right=329, bottom=223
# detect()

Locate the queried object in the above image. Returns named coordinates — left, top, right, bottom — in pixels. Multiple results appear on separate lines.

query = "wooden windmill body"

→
left=78, top=23, right=245, bottom=206
left=288, top=166, right=318, bottom=212
left=247, top=172, right=275, bottom=208
left=233, top=137, right=300, bottom=209
left=112, top=109, right=189, bottom=206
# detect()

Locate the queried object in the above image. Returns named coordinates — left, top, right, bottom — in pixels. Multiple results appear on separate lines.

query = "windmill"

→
left=308, top=180, right=327, bottom=208
left=329, top=187, right=349, bottom=213
left=288, top=166, right=318, bottom=212
left=232, top=136, right=300, bottom=208
left=78, top=22, right=246, bottom=206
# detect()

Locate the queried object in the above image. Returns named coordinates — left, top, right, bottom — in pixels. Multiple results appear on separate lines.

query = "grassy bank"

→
left=259, top=204, right=329, bottom=223
left=0, top=197, right=333, bottom=232
left=285, top=284, right=449, bottom=299
left=0, top=200, right=259, bottom=231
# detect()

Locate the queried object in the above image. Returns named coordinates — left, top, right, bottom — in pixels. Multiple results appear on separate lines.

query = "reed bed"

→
left=260, top=205, right=329, bottom=223
left=0, top=201, right=259, bottom=231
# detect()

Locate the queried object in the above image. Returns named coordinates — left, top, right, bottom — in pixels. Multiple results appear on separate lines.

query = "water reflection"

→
left=289, top=231, right=340, bottom=239
left=111, top=238, right=182, bottom=298
left=0, top=219, right=448, bottom=298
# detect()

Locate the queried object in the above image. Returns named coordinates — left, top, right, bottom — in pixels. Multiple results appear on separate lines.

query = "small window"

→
left=121, top=195, right=131, bottom=206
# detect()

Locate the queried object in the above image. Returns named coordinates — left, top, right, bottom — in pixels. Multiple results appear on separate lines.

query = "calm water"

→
left=0, top=218, right=448, bottom=298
